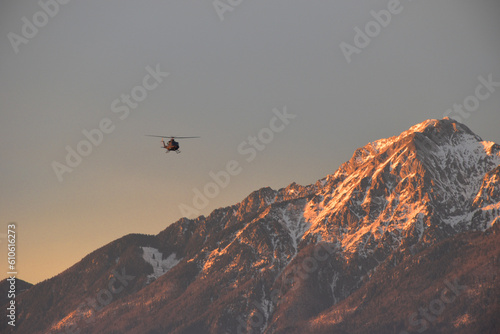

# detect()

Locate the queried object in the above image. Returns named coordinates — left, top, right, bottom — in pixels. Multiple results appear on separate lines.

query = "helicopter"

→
left=146, top=135, right=200, bottom=153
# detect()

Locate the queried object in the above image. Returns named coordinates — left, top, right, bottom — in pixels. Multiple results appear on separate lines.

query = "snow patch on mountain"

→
left=278, top=205, right=310, bottom=254
left=142, top=247, right=182, bottom=282
left=330, top=272, right=340, bottom=305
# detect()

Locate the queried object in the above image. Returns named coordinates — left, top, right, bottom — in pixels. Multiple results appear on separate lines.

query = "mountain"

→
left=5, top=118, right=500, bottom=334
left=0, top=278, right=32, bottom=308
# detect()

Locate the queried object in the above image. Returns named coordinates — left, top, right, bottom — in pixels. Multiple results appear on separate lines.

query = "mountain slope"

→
left=9, top=118, right=500, bottom=334
left=306, top=224, right=500, bottom=334
left=0, top=278, right=32, bottom=308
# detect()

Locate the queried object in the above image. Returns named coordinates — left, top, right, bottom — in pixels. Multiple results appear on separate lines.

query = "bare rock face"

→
left=7, top=118, right=500, bottom=334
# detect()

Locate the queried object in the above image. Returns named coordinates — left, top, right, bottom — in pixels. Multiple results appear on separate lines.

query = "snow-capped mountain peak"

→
left=303, top=118, right=499, bottom=254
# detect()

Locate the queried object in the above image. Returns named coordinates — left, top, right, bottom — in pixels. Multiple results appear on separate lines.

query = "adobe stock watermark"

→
left=63, top=267, right=136, bottom=334
left=213, top=0, right=244, bottom=21
left=7, top=0, right=72, bottom=54
left=340, top=0, right=415, bottom=64
left=52, top=64, right=169, bottom=182
left=178, top=106, right=296, bottom=218
left=400, top=278, right=467, bottom=334
left=443, top=74, right=499, bottom=122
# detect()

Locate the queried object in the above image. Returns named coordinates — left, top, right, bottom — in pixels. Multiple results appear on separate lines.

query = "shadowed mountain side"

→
left=305, top=225, right=500, bottom=334
left=0, top=234, right=155, bottom=333
left=0, top=278, right=33, bottom=308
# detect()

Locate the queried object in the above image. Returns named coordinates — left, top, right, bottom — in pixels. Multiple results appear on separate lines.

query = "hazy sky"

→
left=1, top=0, right=499, bottom=284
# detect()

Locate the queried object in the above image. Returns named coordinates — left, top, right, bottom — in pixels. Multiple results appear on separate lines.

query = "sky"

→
left=1, top=0, right=499, bottom=284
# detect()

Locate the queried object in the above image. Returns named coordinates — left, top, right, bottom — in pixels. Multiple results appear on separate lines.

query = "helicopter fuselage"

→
left=164, top=139, right=180, bottom=152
